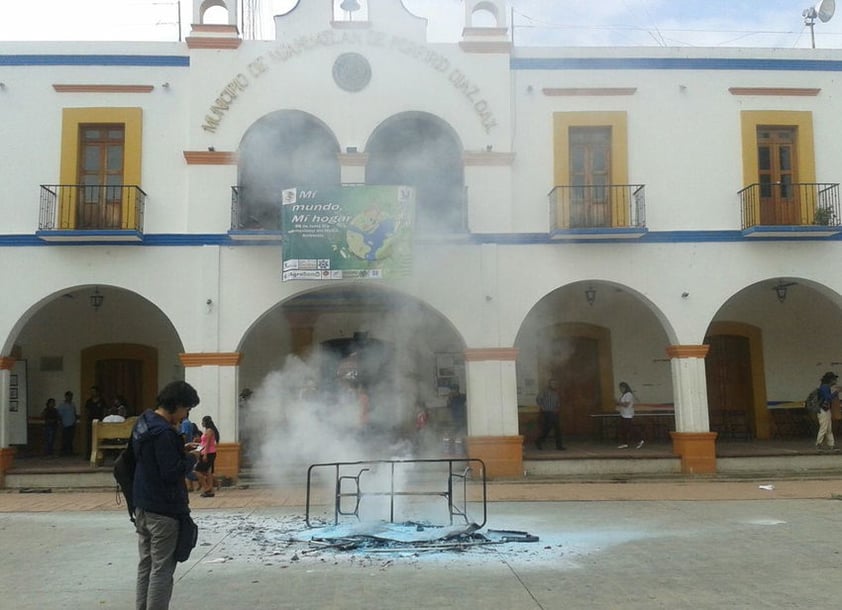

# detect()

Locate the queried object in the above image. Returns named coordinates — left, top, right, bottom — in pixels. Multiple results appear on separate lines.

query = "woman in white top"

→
left=616, top=382, right=644, bottom=449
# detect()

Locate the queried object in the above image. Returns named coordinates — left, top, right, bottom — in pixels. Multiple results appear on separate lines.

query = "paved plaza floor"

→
left=2, top=479, right=842, bottom=609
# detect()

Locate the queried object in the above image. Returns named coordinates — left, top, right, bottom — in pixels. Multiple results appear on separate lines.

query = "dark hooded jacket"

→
left=132, top=409, right=196, bottom=517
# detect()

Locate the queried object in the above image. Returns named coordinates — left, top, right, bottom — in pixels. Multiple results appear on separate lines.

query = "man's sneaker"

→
left=636, top=440, right=645, bottom=449
left=617, top=444, right=629, bottom=449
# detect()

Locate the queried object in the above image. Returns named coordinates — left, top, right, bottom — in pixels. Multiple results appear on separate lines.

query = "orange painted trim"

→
left=666, top=345, right=710, bottom=359
left=463, top=348, right=519, bottom=362
left=729, top=87, right=820, bottom=96
left=190, top=24, right=239, bottom=34
left=463, top=151, right=516, bottom=166
left=462, top=27, right=509, bottom=37
left=670, top=432, right=718, bottom=474
left=465, top=435, right=524, bottom=479
left=213, top=442, right=241, bottom=480
left=183, top=151, right=238, bottom=165
left=53, top=84, right=155, bottom=93
left=543, top=87, right=637, bottom=96
left=329, top=21, right=372, bottom=30
left=0, top=357, right=16, bottom=370
left=185, top=37, right=242, bottom=49
left=338, top=152, right=369, bottom=166
left=179, top=352, right=243, bottom=367
left=0, top=447, right=16, bottom=473
left=459, top=41, right=513, bottom=54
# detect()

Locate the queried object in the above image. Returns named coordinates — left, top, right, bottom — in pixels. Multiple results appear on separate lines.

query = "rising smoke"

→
left=241, top=296, right=465, bottom=491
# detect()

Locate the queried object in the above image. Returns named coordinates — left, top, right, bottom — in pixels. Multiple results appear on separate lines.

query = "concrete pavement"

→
left=3, top=478, right=842, bottom=609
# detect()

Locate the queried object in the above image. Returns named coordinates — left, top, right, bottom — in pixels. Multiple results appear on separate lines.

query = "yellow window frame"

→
left=740, top=110, right=816, bottom=224
left=552, top=111, right=629, bottom=227
left=60, top=108, right=143, bottom=229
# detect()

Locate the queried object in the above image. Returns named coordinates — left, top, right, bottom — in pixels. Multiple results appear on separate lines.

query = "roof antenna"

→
left=803, top=0, right=836, bottom=48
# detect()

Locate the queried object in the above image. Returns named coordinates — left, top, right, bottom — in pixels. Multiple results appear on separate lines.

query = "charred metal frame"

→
left=305, top=458, right=487, bottom=528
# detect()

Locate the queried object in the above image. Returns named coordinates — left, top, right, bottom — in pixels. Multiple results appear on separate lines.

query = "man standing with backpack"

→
left=816, top=371, right=839, bottom=452
left=132, top=381, right=200, bottom=610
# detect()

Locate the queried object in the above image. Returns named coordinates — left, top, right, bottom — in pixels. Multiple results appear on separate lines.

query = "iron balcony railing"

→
left=549, top=184, right=646, bottom=230
left=738, top=182, right=841, bottom=229
left=230, top=186, right=282, bottom=231
left=39, top=184, right=146, bottom=233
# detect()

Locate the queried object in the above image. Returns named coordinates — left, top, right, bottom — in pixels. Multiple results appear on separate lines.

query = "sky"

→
left=1, top=0, right=841, bottom=48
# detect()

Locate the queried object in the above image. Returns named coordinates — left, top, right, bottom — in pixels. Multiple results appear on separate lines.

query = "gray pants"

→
left=135, top=509, right=179, bottom=610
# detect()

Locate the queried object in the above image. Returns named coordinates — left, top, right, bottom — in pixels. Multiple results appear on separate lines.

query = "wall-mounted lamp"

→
left=207, top=146, right=215, bottom=152
left=161, top=82, right=170, bottom=89
left=773, top=280, right=796, bottom=303
left=585, top=286, right=597, bottom=306
left=89, top=287, right=104, bottom=311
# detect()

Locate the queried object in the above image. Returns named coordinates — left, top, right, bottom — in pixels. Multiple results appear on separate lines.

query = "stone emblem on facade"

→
left=332, top=52, right=372, bottom=92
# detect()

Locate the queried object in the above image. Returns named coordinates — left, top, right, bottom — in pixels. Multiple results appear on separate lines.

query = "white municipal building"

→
left=2, top=0, right=841, bottom=481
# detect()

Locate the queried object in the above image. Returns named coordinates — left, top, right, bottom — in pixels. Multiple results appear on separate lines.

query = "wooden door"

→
left=704, top=335, right=754, bottom=437
left=757, top=127, right=799, bottom=225
left=542, top=336, right=601, bottom=437
left=569, top=127, right=611, bottom=228
left=77, top=125, right=125, bottom=229
left=94, top=358, right=143, bottom=416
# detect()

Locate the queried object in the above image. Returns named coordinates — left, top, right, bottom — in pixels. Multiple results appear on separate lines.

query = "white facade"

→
left=2, top=0, right=841, bottom=476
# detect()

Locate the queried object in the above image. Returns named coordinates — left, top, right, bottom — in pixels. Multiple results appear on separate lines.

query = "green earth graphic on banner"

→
left=345, top=206, right=397, bottom=261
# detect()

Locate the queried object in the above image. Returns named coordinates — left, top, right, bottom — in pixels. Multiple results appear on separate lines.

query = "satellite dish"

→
left=803, top=0, right=835, bottom=47
left=817, top=0, right=836, bottom=22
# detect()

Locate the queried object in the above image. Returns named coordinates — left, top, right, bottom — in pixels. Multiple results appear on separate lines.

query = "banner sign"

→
left=281, top=185, right=415, bottom=281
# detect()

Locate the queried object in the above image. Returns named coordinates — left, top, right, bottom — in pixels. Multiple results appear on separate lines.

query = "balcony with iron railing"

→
left=229, top=186, right=283, bottom=240
left=738, top=182, right=842, bottom=237
left=548, top=184, right=647, bottom=240
left=37, top=184, right=146, bottom=242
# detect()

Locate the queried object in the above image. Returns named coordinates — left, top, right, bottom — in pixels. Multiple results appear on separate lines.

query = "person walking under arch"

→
left=816, top=371, right=839, bottom=451
left=535, top=379, right=565, bottom=450
left=616, top=381, right=644, bottom=449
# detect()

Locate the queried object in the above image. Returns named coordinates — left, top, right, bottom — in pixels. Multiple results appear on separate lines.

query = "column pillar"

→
left=338, top=151, right=368, bottom=184
left=462, top=347, right=522, bottom=479
left=666, top=344, right=717, bottom=474
left=284, top=311, right=319, bottom=358
left=0, top=357, right=17, bottom=481
left=180, top=352, right=242, bottom=482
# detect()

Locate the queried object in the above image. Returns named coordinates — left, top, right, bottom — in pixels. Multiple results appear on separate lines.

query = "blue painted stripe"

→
left=4, top=230, right=842, bottom=247
left=0, top=55, right=189, bottom=67
left=511, top=57, right=842, bottom=72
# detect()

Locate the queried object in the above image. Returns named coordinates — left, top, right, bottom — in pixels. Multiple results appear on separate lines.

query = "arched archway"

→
left=237, top=110, right=341, bottom=229
left=366, top=112, right=465, bottom=234
left=235, top=284, right=467, bottom=470
left=707, top=277, right=842, bottom=441
left=5, top=285, right=184, bottom=458
left=515, top=280, right=675, bottom=443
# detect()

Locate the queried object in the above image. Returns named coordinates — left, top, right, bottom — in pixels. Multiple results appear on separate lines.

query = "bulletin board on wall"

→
left=435, top=353, right=465, bottom=397
left=9, top=359, right=28, bottom=445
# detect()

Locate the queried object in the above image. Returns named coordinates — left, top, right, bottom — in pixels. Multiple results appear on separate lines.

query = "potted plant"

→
left=813, top=205, right=836, bottom=226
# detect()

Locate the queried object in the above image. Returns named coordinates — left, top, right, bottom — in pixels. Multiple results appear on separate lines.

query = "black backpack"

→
left=805, top=388, right=823, bottom=415
left=113, top=436, right=136, bottom=523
